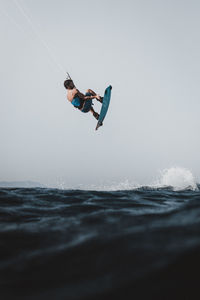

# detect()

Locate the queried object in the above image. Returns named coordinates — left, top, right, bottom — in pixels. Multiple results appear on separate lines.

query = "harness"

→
left=71, top=93, right=93, bottom=113
left=71, top=96, right=84, bottom=110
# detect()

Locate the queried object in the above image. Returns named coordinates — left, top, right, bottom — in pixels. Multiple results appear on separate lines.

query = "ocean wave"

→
left=0, top=184, right=200, bottom=300
left=54, top=167, right=198, bottom=192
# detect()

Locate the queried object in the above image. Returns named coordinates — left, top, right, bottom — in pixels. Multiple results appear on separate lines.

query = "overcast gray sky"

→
left=0, top=0, right=200, bottom=188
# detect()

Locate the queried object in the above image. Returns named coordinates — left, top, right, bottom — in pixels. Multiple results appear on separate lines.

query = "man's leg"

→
left=86, top=89, right=96, bottom=96
left=86, top=89, right=103, bottom=103
left=90, top=107, right=99, bottom=120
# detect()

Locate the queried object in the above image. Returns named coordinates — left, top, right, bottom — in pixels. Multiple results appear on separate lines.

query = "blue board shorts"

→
left=81, top=93, right=93, bottom=113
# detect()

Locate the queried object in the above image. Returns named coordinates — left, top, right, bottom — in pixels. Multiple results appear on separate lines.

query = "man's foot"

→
left=96, top=95, right=103, bottom=103
left=93, top=112, right=99, bottom=120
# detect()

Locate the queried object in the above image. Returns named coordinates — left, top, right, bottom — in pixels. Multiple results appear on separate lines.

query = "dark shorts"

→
left=81, top=93, right=93, bottom=113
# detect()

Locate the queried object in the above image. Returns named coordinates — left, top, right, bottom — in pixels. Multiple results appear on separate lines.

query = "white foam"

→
left=51, top=167, right=198, bottom=191
left=77, top=179, right=140, bottom=191
left=153, top=167, right=197, bottom=191
left=78, top=168, right=198, bottom=191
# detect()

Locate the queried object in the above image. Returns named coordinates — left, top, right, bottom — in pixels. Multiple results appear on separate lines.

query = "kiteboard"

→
left=95, top=85, right=112, bottom=130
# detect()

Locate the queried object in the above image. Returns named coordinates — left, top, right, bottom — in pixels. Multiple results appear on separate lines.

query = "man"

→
left=64, top=79, right=103, bottom=120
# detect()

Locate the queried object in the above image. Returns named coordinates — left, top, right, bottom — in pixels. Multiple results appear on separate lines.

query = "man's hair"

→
left=64, top=79, right=73, bottom=89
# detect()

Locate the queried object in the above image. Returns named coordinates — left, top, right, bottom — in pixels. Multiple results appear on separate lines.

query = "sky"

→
left=0, top=0, right=200, bottom=187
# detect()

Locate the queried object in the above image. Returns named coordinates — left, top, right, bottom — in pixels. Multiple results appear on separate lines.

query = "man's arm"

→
left=75, top=89, right=97, bottom=100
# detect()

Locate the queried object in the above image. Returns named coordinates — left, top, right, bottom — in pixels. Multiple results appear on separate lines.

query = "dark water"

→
left=0, top=186, right=200, bottom=300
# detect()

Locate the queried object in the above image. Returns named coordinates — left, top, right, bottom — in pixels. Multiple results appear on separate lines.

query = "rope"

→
left=0, top=5, right=25, bottom=33
left=13, top=0, right=66, bottom=75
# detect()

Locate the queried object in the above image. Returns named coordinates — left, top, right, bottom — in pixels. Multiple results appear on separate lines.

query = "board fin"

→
left=95, top=121, right=103, bottom=131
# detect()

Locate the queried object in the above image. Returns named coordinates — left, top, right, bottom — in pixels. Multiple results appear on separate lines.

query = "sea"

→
left=0, top=168, right=200, bottom=300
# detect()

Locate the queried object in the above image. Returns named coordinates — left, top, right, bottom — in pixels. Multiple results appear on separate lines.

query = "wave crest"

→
left=154, top=167, right=197, bottom=191
left=54, top=167, right=198, bottom=192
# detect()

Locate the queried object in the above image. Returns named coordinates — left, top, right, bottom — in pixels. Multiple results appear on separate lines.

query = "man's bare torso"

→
left=67, top=88, right=78, bottom=102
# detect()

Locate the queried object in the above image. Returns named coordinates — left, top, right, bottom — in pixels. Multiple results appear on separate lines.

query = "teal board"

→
left=96, top=85, right=112, bottom=130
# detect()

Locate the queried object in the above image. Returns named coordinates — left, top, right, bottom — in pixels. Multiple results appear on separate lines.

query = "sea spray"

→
left=155, top=167, right=197, bottom=191
left=51, top=167, right=197, bottom=191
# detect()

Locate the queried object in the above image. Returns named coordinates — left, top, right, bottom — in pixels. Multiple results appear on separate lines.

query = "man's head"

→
left=64, top=79, right=75, bottom=90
